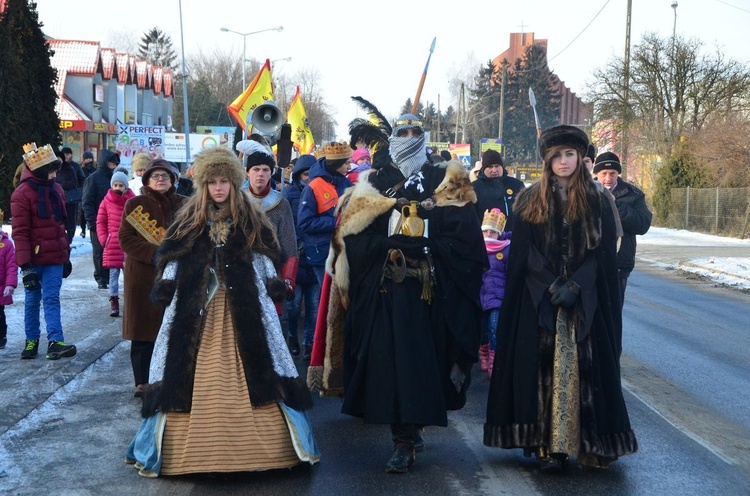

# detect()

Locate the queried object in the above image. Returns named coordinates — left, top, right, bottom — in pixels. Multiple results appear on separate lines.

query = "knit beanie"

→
left=111, top=167, right=129, bottom=187
left=593, top=151, right=622, bottom=174
left=480, top=149, right=504, bottom=176
left=351, top=147, right=371, bottom=163
left=586, top=143, right=597, bottom=162
left=236, top=139, right=275, bottom=170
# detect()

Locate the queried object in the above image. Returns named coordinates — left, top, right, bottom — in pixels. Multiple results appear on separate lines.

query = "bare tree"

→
left=105, top=31, right=138, bottom=53
left=588, top=33, right=750, bottom=162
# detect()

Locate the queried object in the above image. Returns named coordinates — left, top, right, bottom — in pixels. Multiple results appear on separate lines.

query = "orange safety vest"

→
left=308, top=177, right=339, bottom=214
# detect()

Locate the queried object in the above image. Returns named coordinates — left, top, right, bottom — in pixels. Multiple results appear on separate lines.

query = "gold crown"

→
left=22, top=142, right=58, bottom=171
left=481, top=209, right=507, bottom=233
left=323, top=141, right=351, bottom=161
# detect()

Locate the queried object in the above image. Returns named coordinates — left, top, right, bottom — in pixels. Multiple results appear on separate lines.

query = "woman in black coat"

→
left=484, top=125, right=638, bottom=469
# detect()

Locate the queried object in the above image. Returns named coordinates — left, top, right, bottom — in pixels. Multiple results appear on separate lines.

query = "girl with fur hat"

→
left=126, top=147, right=317, bottom=477
left=96, top=168, right=135, bottom=317
left=484, top=125, right=637, bottom=468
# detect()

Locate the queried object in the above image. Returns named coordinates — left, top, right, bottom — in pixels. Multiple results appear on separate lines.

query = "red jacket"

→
left=0, top=231, right=18, bottom=305
left=10, top=167, right=70, bottom=267
left=97, top=188, right=135, bottom=269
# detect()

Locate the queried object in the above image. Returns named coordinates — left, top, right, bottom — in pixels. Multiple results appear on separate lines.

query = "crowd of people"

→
left=2, top=114, right=651, bottom=478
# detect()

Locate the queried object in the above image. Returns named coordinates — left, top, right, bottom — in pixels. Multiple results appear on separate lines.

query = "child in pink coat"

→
left=96, top=169, right=135, bottom=317
left=0, top=209, right=19, bottom=350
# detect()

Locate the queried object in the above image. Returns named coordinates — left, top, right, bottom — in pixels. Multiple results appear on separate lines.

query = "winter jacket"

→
left=480, top=233, right=511, bottom=311
left=119, top=185, right=186, bottom=342
left=0, top=231, right=18, bottom=305
left=297, top=159, right=352, bottom=267
left=611, top=178, right=652, bottom=276
left=10, top=167, right=70, bottom=267
left=282, top=155, right=317, bottom=285
left=56, top=160, right=86, bottom=204
left=81, top=160, right=97, bottom=177
left=82, top=149, right=118, bottom=229
left=97, top=188, right=135, bottom=269
left=472, top=172, right=526, bottom=232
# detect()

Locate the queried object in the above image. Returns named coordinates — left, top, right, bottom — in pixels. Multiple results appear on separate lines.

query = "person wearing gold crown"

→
left=118, top=159, right=186, bottom=397
left=11, top=143, right=76, bottom=360
left=478, top=208, right=511, bottom=378
left=484, top=125, right=637, bottom=469
left=313, top=110, right=485, bottom=473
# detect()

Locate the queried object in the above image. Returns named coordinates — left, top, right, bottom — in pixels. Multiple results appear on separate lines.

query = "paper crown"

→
left=481, top=208, right=507, bottom=233
left=324, top=141, right=351, bottom=161
left=22, top=142, right=58, bottom=171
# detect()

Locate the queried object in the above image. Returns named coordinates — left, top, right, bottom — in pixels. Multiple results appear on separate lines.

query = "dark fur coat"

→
left=141, top=221, right=312, bottom=417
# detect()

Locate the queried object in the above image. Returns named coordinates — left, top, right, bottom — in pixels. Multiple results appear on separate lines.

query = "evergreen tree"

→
left=137, top=27, right=177, bottom=70
left=0, top=0, right=60, bottom=214
left=502, top=44, right=561, bottom=164
left=652, top=141, right=710, bottom=222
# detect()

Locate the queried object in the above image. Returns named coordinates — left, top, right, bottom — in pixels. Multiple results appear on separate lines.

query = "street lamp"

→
left=671, top=1, right=678, bottom=41
left=220, top=25, right=283, bottom=89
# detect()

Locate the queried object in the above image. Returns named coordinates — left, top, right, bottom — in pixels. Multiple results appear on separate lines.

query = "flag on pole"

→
left=227, top=59, right=274, bottom=131
left=287, top=86, right=315, bottom=154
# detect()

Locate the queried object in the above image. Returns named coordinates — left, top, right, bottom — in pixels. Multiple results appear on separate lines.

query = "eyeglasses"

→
left=150, top=173, right=171, bottom=181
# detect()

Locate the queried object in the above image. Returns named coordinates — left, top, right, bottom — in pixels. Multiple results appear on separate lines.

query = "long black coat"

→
left=143, top=220, right=312, bottom=416
left=484, top=185, right=637, bottom=459
left=472, top=173, right=525, bottom=230
left=611, top=178, right=652, bottom=276
left=340, top=163, right=486, bottom=427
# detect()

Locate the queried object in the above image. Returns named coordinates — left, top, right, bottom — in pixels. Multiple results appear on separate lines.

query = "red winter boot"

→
left=487, top=350, right=496, bottom=378
left=479, top=343, right=490, bottom=371
left=109, top=296, right=120, bottom=317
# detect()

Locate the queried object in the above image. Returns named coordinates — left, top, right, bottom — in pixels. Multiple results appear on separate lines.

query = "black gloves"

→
left=549, top=278, right=580, bottom=308
left=62, top=260, right=72, bottom=279
left=20, top=264, right=41, bottom=291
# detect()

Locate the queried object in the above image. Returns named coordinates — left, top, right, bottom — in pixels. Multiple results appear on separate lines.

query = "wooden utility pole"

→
left=621, top=0, right=632, bottom=179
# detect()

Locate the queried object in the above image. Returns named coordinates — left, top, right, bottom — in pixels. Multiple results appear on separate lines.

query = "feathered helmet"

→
left=347, top=96, right=394, bottom=170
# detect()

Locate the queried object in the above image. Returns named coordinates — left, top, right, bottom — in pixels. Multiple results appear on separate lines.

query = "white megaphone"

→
left=250, top=101, right=283, bottom=136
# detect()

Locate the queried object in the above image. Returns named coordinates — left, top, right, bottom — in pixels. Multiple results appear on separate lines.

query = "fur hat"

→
left=131, top=152, right=152, bottom=172
left=351, top=147, right=370, bottom=163
left=110, top=167, right=129, bottom=187
left=191, top=146, right=245, bottom=190
left=142, top=159, right=178, bottom=185
left=586, top=143, right=597, bottom=162
left=593, top=151, right=622, bottom=174
left=538, top=125, right=589, bottom=159
left=236, top=139, right=275, bottom=170
left=481, top=208, right=507, bottom=233
left=481, top=149, right=504, bottom=176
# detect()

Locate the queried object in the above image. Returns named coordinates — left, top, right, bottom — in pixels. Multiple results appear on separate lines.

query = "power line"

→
left=716, top=0, right=750, bottom=14
left=511, top=0, right=612, bottom=75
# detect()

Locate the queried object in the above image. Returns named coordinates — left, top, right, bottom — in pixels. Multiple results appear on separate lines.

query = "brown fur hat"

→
left=191, top=146, right=245, bottom=190
left=131, top=152, right=152, bottom=172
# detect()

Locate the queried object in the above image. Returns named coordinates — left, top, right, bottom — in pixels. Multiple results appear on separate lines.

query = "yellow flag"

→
left=227, top=59, right=274, bottom=130
left=287, top=86, right=315, bottom=154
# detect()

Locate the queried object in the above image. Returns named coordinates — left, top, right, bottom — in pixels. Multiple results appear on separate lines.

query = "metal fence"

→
left=663, top=187, right=750, bottom=238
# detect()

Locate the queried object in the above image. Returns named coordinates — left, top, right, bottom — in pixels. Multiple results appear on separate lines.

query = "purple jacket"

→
left=480, top=234, right=511, bottom=311
left=0, top=231, right=18, bottom=305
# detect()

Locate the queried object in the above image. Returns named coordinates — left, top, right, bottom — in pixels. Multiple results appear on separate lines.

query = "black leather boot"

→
left=387, top=424, right=416, bottom=473
left=287, top=335, right=300, bottom=356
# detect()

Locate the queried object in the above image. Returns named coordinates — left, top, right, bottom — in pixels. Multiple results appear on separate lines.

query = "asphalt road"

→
left=1, top=242, right=749, bottom=495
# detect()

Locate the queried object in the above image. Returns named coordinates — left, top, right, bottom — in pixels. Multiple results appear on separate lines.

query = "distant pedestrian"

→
left=119, top=159, right=186, bottom=397
left=96, top=168, right=135, bottom=318
left=78, top=151, right=97, bottom=238
left=594, top=151, right=652, bottom=310
left=128, top=152, right=151, bottom=196
left=56, top=147, right=86, bottom=244
left=82, top=149, right=120, bottom=289
left=11, top=143, right=76, bottom=360
left=472, top=149, right=525, bottom=231
left=0, top=209, right=18, bottom=350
